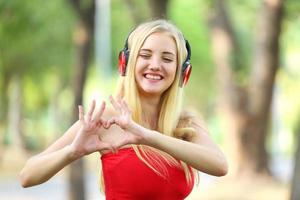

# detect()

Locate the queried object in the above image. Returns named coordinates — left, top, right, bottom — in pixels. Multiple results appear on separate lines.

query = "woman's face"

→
left=135, top=32, right=177, bottom=97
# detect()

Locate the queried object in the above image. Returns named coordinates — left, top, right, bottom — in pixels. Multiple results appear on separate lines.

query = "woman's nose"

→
left=149, top=56, right=161, bottom=71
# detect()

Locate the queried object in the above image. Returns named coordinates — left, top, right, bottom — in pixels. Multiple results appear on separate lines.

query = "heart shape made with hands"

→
left=71, top=96, right=141, bottom=156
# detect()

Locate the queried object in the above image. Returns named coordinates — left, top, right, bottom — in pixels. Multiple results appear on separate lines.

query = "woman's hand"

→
left=104, top=96, right=144, bottom=148
left=70, top=100, right=116, bottom=158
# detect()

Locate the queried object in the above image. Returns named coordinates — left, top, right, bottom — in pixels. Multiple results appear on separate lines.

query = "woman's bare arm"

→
left=20, top=100, right=115, bottom=187
left=19, top=120, right=80, bottom=187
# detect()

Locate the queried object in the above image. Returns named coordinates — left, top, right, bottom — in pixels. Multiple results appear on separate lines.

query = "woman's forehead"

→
left=140, top=32, right=177, bottom=54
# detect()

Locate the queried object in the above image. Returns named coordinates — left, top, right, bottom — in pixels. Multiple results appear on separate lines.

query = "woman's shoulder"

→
left=174, top=110, right=207, bottom=141
left=178, top=110, right=203, bottom=127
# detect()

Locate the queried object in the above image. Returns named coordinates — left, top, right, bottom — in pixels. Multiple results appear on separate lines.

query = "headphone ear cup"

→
left=181, top=63, right=192, bottom=86
left=118, top=50, right=127, bottom=76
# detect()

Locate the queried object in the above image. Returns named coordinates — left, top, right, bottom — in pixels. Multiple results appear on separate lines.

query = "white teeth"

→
left=145, top=74, right=162, bottom=80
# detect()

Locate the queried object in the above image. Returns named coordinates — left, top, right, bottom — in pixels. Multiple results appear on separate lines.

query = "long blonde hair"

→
left=115, top=19, right=195, bottom=184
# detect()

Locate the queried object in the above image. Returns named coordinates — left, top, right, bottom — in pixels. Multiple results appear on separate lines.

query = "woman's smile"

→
left=144, top=73, right=163, bottom=80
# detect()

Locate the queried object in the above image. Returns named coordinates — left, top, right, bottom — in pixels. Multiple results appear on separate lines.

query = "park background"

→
left=0, top=0, right=300, bottom=199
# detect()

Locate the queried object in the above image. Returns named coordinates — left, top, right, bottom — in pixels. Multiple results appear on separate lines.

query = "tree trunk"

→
left=209, top=0, right=252, bottom=175
left=124, top=0, right=145, bottom=24
left=148, top=0, right=169, bottom=19
left=7, top=73, right=24, bottom=148
left=209, top=0, right=284, bottom=177
left=0, top=69, right=11, bottom=148
left=0, top=71, right=9, bottom=121
left=245, top=0, right=284, bottom=174
left=290, top=115, right=300, bottom=200
left=68, top=1, right=95, bottom=200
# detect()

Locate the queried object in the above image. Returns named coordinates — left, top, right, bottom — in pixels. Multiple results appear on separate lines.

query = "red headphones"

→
left=118, top=38, right=192, bottom=87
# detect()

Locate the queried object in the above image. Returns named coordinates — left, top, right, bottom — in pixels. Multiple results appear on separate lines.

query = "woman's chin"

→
left=139, top=87, right=163, bottom=97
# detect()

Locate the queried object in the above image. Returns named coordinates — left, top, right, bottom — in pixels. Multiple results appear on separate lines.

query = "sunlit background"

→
left=0, top=0, right=300, bottom=199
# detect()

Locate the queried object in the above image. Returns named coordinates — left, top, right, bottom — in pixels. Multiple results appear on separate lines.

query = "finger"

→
left=116, top=95, right=122, bottom=103
left=109, top=95, right=121, bottom=111
left=120, top=99, right=130, bottom=114
left=78, top=105, right=84, bottom=121
left=87, top=99, right=96, bottom=121
left=104, top=118, right=116, bottom=129
left=95, top=118, right=107, bottom=128
left=93, top=101, right=106, bottom=120
left=118, top=98, right=128, bottom=116
left=117, top=98, right=125, bottom=114
left=95, top=119, right=103, bottom=128
left=119, top=100, right=130, bottom=117
left=98, top=143, right=117, bottom=154
left=102, top=121, right=108, bottom=129
left=122, top=99, right=130, bottom=112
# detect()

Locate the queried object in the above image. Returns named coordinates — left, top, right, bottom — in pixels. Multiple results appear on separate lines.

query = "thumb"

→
left=114, top=138, right=129, bottom=150
left=98, top=142, right=117, bottom=154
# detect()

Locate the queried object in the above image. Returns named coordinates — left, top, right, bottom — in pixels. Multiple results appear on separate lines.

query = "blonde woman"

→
left=20, top=19, right=228, bottom=199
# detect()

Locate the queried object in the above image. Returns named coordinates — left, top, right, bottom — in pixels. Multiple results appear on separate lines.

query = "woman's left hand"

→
left=104, top=96, right=144, bottom=148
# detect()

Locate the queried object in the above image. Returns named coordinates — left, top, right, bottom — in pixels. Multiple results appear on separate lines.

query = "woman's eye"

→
left=139, top=54, right=151, bottom=59
left=163, top=57, right=173, bottom=62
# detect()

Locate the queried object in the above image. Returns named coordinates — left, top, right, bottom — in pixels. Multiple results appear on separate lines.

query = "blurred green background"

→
left=0, top=0, right=300, bottom=199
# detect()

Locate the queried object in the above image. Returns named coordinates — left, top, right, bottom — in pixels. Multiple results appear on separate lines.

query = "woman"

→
left=20, top=19, right=228, bottom=199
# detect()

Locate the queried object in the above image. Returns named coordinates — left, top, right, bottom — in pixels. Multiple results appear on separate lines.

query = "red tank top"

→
left=101, top=147, right=194, bottom=200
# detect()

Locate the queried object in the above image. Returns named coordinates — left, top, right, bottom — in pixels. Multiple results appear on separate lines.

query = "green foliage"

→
left=0, top=0, right=75, bottom=91
left=285, top=0, right=300, bottom=20
left=0, top=0, right=75, bottom=75
left=169, top=0, right=216, bottom=114
left=0, top=0, right=76, bottom=148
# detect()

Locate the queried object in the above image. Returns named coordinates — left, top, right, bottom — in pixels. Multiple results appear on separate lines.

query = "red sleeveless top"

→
left=101, top=147, right=194, bottom=200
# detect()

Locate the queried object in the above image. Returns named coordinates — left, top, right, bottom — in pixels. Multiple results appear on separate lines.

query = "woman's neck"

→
left=140, top=95, right=161, bottom=130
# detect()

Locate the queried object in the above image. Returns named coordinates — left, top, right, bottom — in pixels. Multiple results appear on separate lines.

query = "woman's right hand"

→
left=70, top=100, right=116, bottom=159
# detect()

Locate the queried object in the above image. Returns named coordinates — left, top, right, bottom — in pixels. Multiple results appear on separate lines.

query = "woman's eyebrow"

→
left=139, top=49, right=176, bottom=57
left=140, top=49, right=151, bottom=52
left=162, top=51, right=176, bottom=56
